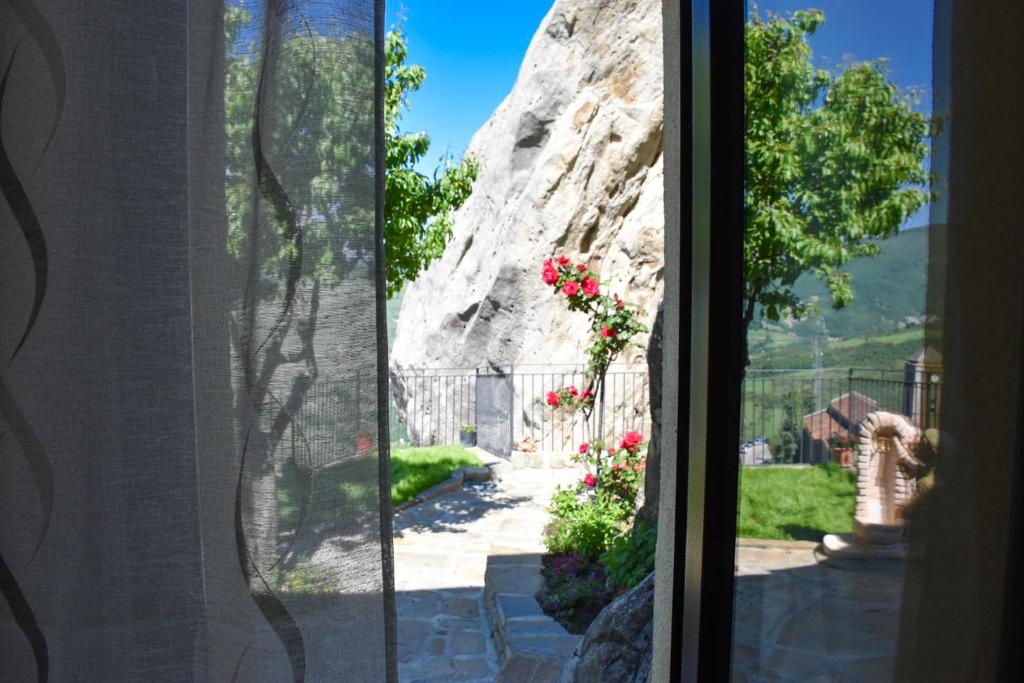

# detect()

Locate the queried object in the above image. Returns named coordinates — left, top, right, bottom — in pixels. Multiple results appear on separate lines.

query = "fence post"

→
left=508, top=364, right=515, bottom=455
left=847, top=368, right=855, bottom=453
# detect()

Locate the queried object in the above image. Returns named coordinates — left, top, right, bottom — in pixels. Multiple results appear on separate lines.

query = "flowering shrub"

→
left=545, top=385, right=594, bottom=410
left=540, top=257, right=648, bottom=384
left=540, top=255, right=651, bottom=562
left=538, top=553, right=614, bottom=629
left=545, top=487, right=631, bottom=557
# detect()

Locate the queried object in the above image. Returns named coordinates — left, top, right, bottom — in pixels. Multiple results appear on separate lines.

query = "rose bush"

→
left=539, top=257, right=648, bottom=387
left=539, top=255, right=651, bottom=561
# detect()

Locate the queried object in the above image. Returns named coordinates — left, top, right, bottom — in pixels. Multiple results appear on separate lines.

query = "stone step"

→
left=483, top=556, right=582, bottom=683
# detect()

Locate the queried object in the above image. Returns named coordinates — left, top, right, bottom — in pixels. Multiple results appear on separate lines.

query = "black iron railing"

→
left=389, top=364, right=651, bottom=454
left=273, top=365, right=942, bottom=467
left=740, top=368, right=943, bottom=465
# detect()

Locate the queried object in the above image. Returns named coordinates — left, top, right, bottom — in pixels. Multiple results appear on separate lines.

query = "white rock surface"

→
left=391, top=0, right=664, bottom=443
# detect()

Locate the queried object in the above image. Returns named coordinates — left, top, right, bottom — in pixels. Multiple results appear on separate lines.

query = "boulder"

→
left=391, top=0, right=664, bottom=443
left=562, top=572, right=655, bottom=683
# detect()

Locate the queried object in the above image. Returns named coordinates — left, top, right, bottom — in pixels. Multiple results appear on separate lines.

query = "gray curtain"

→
left=0, top=0, right=395, bottom=680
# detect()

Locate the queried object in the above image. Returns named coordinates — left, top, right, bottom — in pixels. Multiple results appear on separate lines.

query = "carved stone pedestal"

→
left=821, top=411, right=921, bottom=560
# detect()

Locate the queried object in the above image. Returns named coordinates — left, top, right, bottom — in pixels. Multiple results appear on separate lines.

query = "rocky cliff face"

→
left=391, top=0, right=664, bottom=443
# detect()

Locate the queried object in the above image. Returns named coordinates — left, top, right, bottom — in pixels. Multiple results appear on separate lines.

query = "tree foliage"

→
left=744, top=9, right=931, bottom=358
left=225, top=4, right=375, bottom=290
left=769, top=388, right=814, bottom=463
left=384, top=30, right=478, bottom=298
left=225, top=15, right=477, bottom=300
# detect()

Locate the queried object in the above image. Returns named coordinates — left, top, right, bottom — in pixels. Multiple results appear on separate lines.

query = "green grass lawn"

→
left=737, top=463, right=856, bottom=541
left=391, top=445, right=483, bottom=506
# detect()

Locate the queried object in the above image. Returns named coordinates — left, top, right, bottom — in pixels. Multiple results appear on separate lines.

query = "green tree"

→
left=221, top=10, right=476, bottom=577
left=744, top=9, right=931, bottom=364
left=384, top=30, right=478, bottom=298
left=224, top=3, right=378, bottom=579
left=769, top=388, right=814, bottom=463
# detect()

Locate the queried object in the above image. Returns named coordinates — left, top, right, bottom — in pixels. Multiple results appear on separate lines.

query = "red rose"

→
left=546, top=391, right=560, bottom=407
left=543, top=264, right=559, bottom=285
left=576, top=264, right=588, bottom=272
left=562, top=280, right=579, bottom=297
left=579, top=443, right=589, bottom=454
left=583, top=473, right=597, bottom=488
left=614, top=293, right=625, bottom=310
left=558, top=255, right=570, bottom=266
left=582, top=278, right=600, bottom=297
left=607, top=447, right=616, bottom=456
left=569, top=385, right=579, bottom=397
left=601, top=325, right=616, bottom=338
left=621, top=431, right=644, bottom=451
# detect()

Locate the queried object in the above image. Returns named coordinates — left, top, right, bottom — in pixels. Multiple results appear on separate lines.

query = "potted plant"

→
left=829, top=433, right=855, bottom=467
left=459, top=424, right=477, bottom=447
left=355, top=427, right=374, bottom=455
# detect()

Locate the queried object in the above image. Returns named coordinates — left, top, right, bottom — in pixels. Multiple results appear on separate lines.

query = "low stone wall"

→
left=483, top=554, right=582, bottom=682
left=508, top=449, right=580, bottom=470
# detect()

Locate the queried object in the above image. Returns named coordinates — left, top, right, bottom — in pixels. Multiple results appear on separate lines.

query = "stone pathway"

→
left=393, top=463, right=580, bottom=683
left=393, top=463, right=906, bottom=683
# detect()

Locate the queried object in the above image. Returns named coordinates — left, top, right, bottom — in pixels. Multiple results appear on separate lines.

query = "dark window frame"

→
left=660, top=1, right=1024, bottom=680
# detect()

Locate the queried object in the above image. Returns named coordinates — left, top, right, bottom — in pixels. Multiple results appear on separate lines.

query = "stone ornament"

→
left=853, top=411, right=922, bottom=545
left=823, top=411, right=924, bottom=559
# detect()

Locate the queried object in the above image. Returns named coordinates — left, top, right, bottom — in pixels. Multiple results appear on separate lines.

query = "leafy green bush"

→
left=601, top=523, right=657, bottom=591
left=544, top=487, right=632, bottom=558
left=545, top=431, right=649, bottom=558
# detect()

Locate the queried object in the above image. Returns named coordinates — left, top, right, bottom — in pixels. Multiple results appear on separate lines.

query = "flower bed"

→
left=538, top=553, right=615, bottom=634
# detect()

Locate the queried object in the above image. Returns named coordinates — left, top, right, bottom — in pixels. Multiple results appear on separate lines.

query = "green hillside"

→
left=750, top=226, right=930, bottom=370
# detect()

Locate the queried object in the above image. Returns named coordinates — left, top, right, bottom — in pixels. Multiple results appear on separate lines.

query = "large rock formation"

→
left=391, top=0, right=664, bottom=434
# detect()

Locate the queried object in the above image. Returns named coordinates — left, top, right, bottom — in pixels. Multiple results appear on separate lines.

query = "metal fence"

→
left=740, top=368, right=943, bottom=465
left=389, top=364, right=651, bottom=456
left=268, top=365, right=941, bottom=468
left=265, top=375, right=377, bottom=470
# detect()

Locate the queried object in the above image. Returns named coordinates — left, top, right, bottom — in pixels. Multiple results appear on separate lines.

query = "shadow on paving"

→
left=394, top=482, right=532, bottom=537
left=732, top=553, right=906, bottom=682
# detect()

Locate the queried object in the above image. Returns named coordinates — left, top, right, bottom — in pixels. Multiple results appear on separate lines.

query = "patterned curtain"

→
left=0, top=1, right=395, bottom=680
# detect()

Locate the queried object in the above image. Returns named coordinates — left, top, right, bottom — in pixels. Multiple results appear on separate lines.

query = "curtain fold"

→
left=0, top=1, right=394, bottom=680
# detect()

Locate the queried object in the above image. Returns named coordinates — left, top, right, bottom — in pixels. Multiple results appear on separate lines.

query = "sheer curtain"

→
left=0, top=0, right=394, bottom=680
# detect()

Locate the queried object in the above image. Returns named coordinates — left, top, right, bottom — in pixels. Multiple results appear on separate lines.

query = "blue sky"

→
left=757, top=1, right=933, bottom=101
left=387, top=1, right=934, bottom=225
left=384, top=1, right=553, bottom=174
left=758, top=1, right=935, bottom=227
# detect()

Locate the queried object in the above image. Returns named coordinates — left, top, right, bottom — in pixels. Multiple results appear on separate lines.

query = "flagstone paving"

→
left=732, top=543, right=905, bottom=682
left=393, top=461, right=906, bottom=683
left=393, top=464, right=580, bottom=683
